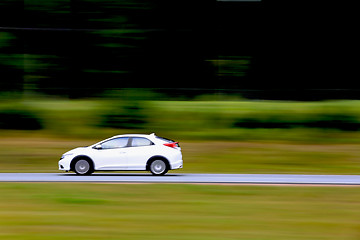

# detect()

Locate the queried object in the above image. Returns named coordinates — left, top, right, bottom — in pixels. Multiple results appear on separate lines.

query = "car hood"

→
left=63, top=147, right=88, bottom=155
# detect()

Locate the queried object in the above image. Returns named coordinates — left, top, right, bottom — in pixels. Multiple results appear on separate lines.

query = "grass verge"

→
left=1, top=136, right=360, bottom=174
left=1, top=183, right=360, bottom=240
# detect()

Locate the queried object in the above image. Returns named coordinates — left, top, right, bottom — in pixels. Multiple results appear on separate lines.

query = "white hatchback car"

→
left=59, top=133, right=183, bottom=175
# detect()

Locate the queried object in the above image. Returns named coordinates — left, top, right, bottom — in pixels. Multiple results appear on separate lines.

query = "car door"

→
left=90, top=137, right=130, bottom=170
left=125, top=137, right=156, bottom=170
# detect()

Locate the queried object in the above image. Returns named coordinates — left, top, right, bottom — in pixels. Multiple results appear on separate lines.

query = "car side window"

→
left=131, top=137, right=153, bottom=147
left=101, top=137, right=129, bottom=149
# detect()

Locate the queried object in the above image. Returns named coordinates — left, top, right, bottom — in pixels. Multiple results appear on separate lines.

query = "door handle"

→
left=119, top=152, right=126, bottom=154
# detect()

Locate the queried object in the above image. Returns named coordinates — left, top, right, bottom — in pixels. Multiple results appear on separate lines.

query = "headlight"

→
left=60, top=153, right=73, bottom=160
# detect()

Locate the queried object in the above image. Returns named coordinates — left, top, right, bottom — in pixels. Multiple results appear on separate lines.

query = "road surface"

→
left=1, top=173, right=360, bottom=185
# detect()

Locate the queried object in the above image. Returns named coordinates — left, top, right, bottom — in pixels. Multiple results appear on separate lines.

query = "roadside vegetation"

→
left=1, top=98, right=360, bottom=240
left=2, top=137, right=360, bottom=174
left=1, top=97, right=360, bottom=174
left=3, top=97, right=360, bottom=142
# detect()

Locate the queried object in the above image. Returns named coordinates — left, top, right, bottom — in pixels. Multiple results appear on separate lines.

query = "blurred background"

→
left=0, top=0, right=359, bottom=173
left=2, top=2, right=360, bottom=240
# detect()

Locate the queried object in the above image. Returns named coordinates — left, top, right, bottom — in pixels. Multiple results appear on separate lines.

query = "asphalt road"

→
left=1, top=173, right=360, bottom=185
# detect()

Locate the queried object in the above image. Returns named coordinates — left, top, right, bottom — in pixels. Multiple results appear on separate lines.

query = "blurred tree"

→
left=0, top=0, right=258, bottom=97
left=0, top=0, right=355, bottom=99
left=0, top=31, right=24, bottom=92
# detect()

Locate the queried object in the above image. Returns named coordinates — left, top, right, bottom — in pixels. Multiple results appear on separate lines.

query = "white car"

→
left=59, top=133, right=183, bottom=175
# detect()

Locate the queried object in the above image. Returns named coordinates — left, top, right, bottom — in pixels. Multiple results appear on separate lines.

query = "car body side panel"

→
left=89, top=148, right=128, bottom=170
left=125, top=145, right=158, bottom=170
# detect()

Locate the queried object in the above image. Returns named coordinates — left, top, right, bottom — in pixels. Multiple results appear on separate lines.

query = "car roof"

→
left=90, top=134, right=158, bottom=147
left=111, top=133, right=156, bottom=138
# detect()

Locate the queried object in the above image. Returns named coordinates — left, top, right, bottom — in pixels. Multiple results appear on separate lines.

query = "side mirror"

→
left=94, top=144, right=102, bottom=150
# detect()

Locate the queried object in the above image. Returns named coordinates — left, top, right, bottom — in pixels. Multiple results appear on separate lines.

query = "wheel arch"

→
left=146, top=155, right=170, bottom=171
left=70, top=155, right=95, bottom=171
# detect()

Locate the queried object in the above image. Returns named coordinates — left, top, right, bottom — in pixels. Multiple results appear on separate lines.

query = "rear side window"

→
left=131, top=137, right=153, bottom=147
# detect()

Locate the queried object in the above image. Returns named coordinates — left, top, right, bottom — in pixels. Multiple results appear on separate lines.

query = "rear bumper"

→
left=171, top=159, right=183, bottom=170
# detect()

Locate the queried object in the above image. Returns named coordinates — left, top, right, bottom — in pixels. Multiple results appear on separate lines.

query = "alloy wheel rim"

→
left=151, top=160, right=165, bottom=174
left=75, top=160, right=90, bottom=174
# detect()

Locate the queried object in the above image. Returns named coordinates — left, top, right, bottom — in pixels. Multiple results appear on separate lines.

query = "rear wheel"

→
left=150, top=159, right=168, bottom=176
left=74, top=159, right=93, bottom=175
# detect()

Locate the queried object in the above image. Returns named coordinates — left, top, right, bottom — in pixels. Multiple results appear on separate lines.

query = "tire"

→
left=149, top=159, right=168, bottom=176
left=74, top=159, right=93, bottom=175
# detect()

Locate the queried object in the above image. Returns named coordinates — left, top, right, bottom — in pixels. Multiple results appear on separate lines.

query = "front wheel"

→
left=150, top=159, right=168, bottom=176
left=74, top=159, right=93, bottom=175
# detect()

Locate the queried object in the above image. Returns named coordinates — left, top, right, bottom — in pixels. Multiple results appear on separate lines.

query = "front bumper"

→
left=58, top=157, right=71, bottom=171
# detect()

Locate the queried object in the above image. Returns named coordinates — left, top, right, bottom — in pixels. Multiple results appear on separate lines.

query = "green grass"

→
left=1, top=183, right=360, bottom=240
left=4, top=98, right=360, bottom=141
left=2, top=98, right=360, bottom=173
left=2, top=98, right=360, bottom=240
left=149, top=100, right=360, bottom=141
left=0, top=136, right=360, bottom=174
left=182, top=141, right=360, bottom=174
left=2, top=136, right=360, bottom=174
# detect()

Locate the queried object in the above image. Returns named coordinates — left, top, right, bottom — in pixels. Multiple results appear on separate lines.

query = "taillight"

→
left=164, top=142, right=179, bottom=148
